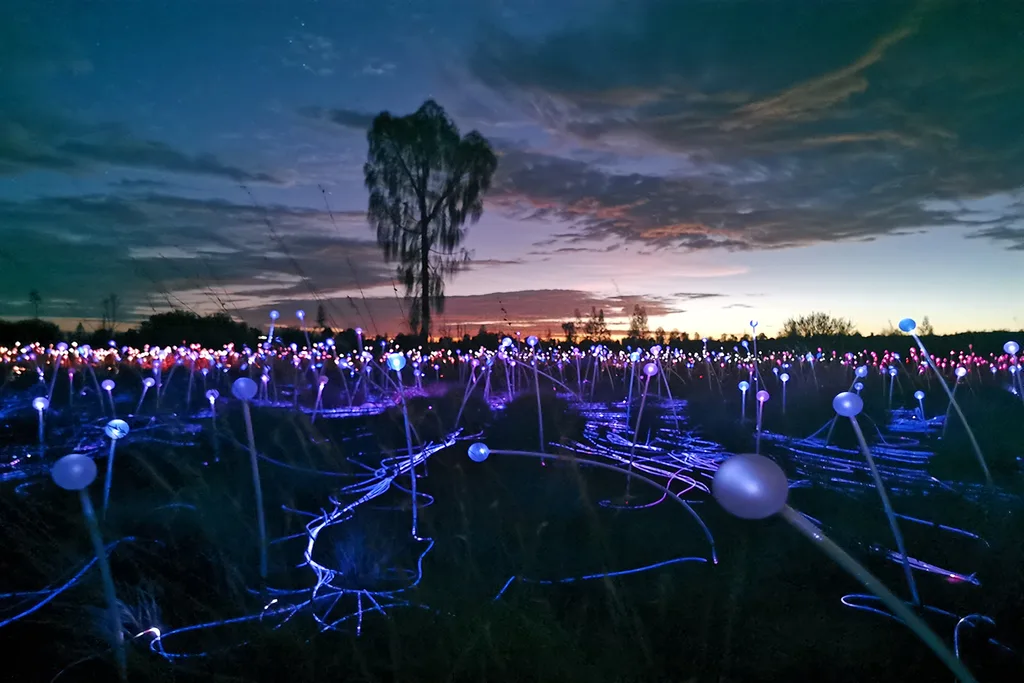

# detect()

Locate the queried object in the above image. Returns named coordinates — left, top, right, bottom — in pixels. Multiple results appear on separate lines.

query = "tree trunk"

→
left=420, top=218, right=430, bottom=343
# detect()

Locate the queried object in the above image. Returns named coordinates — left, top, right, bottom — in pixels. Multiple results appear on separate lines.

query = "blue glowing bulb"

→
left=205, top=389, right=219, bottom=404
left=741, top=340, right=749, bottom=348
left=32, top=396, right=49, bottom=412
left=501, top=337, right=512, bottom=348
left=269, top=310, right=280, bottom=321
left=51, top=453, right=98, bottom=491
left=738, top=381, right=749, bottom=392
left=101, top=379, right=115, bottom=392
left=888, top=366, right=898, bottom=377
left=779, top=372, right=789, bottom=383
left=853, top=381, right=864, bottom=392
left=296, top=309, right=305, bottom=320
left=232, top=377, right=258, bottom=401
left=143, top=377, right=156, bottom=388
left=105, top=419, right=130, bottom=440
left=651, top=345, right=662, bottom=355
left=629, top=351, right=640, bottom=363
left=914, top=390, right=925, bottom=400
left=467, top=442, right=490, bottom=463
left=1004, top=341, right=1019, bottom=355
left=855, top=365, right=868, bottom=378
left=387, top=353, right=407, bottom=372
left=642, top=362, right=658, bottom=377
left=526, top=335, right=539, bottom=347
left=898, top=318, right=916, bottom=333
left=832, top=391, right=863, bottom=417
left=712, top=454, right=788, bottom=520
left=749, top=320, right=758, bottom=328
left=955, top=366, right=967, bottom=378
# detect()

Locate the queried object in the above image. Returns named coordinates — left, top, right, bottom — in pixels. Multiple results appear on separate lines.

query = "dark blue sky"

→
left=2, top=0, right=1022, bottom=336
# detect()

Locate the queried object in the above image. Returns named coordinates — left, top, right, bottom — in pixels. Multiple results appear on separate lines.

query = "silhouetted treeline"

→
left=0, top=313, right=1018, bottom=356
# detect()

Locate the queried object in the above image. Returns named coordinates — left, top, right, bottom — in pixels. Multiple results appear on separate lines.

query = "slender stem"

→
left=779, top=506, right=977, bottom=683
left=396, top=378, right=418, bottom=536
left=102, top=440, right=117, bottom=518
left=533, top=359, right=545, bottom=454
left=849, top=416, right=920, bottom=606
left=242, top=402, right=268, bottom=586
left=79, top=490, right=127, bottom=681
left=910, top=334, right=991, bottom=485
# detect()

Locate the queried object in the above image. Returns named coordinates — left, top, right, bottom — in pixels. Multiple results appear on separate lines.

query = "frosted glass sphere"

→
left=52, top=454, right=98, bottom=491
left=832, top=392, right=863, bottom=417
left=712, top=454, right=788, bottom=520
left=232, top=377, right=258, bottom=401
left=468, top=442, right=490, bottom=463
left=105, top=419, right=130, bottom=440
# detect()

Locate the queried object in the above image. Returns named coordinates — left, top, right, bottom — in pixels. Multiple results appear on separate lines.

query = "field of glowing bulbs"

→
left=1, top=317, right=1023, bottom=682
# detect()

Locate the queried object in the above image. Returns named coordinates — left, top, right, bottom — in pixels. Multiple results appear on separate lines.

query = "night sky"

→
left=2, top=0, right=1022, bottom=337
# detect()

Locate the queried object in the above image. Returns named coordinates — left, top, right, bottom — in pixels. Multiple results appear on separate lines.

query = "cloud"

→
left=0, top=115, right=282, bottom=183
left=0, top=192, right=388, bottom=322
left=469, top=0, right=1024, bottom=253
left=300, top=106, right=377, bottom=131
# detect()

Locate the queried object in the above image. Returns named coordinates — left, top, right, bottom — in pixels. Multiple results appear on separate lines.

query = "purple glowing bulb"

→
left=756, top=390, right=769, bottom=403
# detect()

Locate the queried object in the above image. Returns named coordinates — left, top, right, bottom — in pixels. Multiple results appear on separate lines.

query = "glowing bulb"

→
left=296, top=309, right=305, bottom=320
left=1003, top=341, right=1019, bottom=355
left=468, top=442, right=490, bottom=462
left=526, top=335, right=539, bottom=347
left=898, top=318, right=916, bottom=333
left=143, top=377, right=156, bottom=388
left=269, top=310, right=280, bottom=321
left=756, top=390, right=769, bottom=403
left=832, top=391, right=863, bottom=417
left=914, top=390, right=925, bottom=400
left=105, top=419, right=130, bottom=440
left=205, top=389, right=219, bottom=404
left=387, top=353, right=407, bottom=372
left=642, top=362, right=658, bottom=377
left=955, top=366, right=967, bottom=378
left=779, top=372, right=789, bottom=383
left=32, top=396, right=49, bottom=412
left=101, top=379, right=115, bottom=392
left=738, top=381, right=749, bottom=392
left=855, top=366, right=868, bottom=378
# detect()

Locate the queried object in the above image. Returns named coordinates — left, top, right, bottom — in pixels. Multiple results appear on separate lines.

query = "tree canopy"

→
left=781, top=311, right=857, bottom=337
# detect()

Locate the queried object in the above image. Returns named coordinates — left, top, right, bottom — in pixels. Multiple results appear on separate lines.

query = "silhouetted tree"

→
left=919, top=316, right=935, bottom=335
left=654, top=327, right=666, bottom=345
left=627, top=304, right=649, bottom=340
left=364, top=99, right=498, bottom=341
left=782, top=312, right=857, bottom=337
left=561, top=320, right=576, bottom=343
left=28, top=290, right=41, bottom=319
